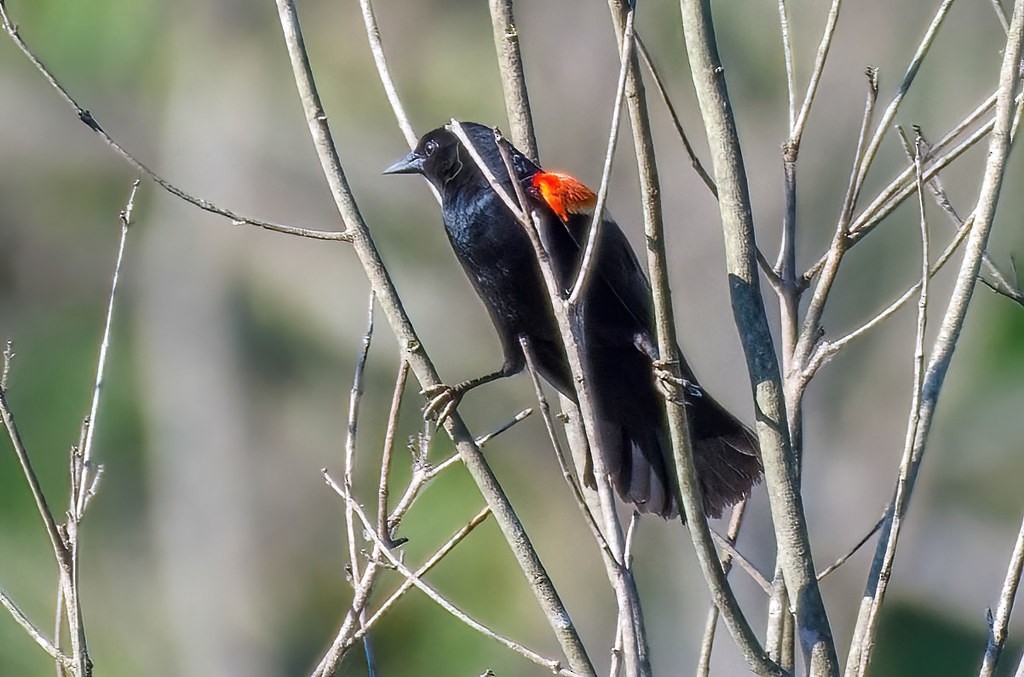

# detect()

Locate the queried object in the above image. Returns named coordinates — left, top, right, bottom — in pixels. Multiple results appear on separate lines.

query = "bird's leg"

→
left=422, top=366, right=514, bottom=424
left=652, top=358, right=703, bottom=405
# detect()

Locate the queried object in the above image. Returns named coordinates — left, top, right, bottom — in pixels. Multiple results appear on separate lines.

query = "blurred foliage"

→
left=1, top=0, right=1023, bottom=675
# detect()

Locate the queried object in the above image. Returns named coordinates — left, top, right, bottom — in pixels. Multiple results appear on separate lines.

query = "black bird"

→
left=384, top=121, right=761, bottom=518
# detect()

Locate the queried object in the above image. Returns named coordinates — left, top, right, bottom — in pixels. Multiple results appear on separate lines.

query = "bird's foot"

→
left=421, top=383, right=465, bottom=424
left=653, top=359, right=703, bottom=405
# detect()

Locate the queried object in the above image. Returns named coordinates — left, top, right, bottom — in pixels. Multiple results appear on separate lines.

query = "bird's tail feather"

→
left=585, top=397, right=761, bottom=520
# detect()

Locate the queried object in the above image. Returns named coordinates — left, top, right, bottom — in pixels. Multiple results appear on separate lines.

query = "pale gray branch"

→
left=273, top=3, right=593, bottom=673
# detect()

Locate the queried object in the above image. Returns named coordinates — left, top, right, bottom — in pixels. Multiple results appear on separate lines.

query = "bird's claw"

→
left=653, top=360, right=702, bottom=405
left=422, top=383, right=464, bottom=424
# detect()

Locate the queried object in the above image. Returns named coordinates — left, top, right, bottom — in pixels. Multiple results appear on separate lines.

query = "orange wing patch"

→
left=531, top=172, right=597, bottom=222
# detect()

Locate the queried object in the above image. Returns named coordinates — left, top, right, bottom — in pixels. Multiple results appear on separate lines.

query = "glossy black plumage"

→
left=385, top=121, right=762, bottom=518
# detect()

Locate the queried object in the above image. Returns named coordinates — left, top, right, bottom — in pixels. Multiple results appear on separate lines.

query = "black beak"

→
left=382, top=151, right=424, bottom=175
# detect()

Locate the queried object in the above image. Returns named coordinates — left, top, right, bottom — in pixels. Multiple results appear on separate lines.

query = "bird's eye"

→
left=424, top=139, right=439, bottom=156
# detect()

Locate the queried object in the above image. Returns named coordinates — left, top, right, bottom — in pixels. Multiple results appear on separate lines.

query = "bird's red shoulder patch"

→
left=531, top=172, right=597, bottom=222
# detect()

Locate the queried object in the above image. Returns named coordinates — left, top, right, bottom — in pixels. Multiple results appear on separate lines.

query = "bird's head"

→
left=383, top=126, right=461, bottom=189
left=384, top=121, right=539, bottom=195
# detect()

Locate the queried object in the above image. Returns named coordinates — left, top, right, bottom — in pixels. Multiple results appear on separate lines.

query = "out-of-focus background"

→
left=1, top=0, right=1022, bottom=674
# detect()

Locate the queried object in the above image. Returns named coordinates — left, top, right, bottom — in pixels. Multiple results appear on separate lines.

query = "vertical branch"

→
left=980, top=514, right=1024, bottom=677
left=849, top=0, right=955, bottom=205
left=377, top=360, right=409, bottom=544
left=359, top=0, right=417, bottom=148
left=344, top=293, right=375, bottom=584
left=472, top=121, right=648, bottom=677
left=342, top=292, right=376, bottom=670
left=696, top=501, right=749, bottom=676
left=75, top=179, right=138, bottom=518
left=794, top=67, right=879, bottom=369
left=791, top=0, right=842, bottom=149
left=488, top=0, right=538, bottom=160
left=678, top=0, right=839, bottom=674
left=567, top=9, right=634, bottom=306
left=605, top=0, right=780, bottom=673
left=777, top=0, right=797, bottom=131
left=845, top=3, right=1024, bottom=673
left=273, top=4, right=594, bottom=674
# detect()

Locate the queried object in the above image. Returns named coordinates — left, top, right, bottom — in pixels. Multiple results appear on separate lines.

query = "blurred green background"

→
left=1, top=0, right=1022, bottom=675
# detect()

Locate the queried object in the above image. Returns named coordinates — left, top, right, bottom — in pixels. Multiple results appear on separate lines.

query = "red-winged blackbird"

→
left=385, top=121, right=761, bottom=518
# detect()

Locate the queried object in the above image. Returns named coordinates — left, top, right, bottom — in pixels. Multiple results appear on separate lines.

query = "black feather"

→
left=386, top=121, right=762, bottom=519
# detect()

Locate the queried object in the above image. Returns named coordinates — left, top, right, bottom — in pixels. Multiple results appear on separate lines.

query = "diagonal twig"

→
left=273, top=4, right=593, bottom=673
left=0, top=1, right=345, bottom=242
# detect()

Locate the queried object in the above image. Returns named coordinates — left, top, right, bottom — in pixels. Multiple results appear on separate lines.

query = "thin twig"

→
left=327, top=476, right=583, bottom=677
left=344, top=293, right=375, bottom=583
left=520, top=338, right=613, bottom=562
left=356, top=507, right=492, bottom=639
left=488, top=0, right=538, bottom=161
left=794, top=67, right=878, bottom=369
left=991, top=0, right=1012, bottom=33
left=709, top=530, right=771, bottom=594
left=697, top=502, right=748, bottom=677
left=777, top=0, right=797, bottom=132
left=75, top=180, right=137, bottom=518
left=378, top=360, right=409, bottom=544
left=474, top=408, right=532, bottom=447
left=0, top=2, right=345, bottom=242
left=567, top=8, right=634, bottom=306
left=817, top=514, right=885, bottom=581
left=848, top=0, right=956, bottom=211
left=341, top=292, right=376, bottom=672
left=679, top=0, right=830, bottom=672
left=979, top=513, right=1024, bottom=677
left=633, top=33, right=717, bottom=198
left=0, top=353, right=70, bottom=575
left=272, top=4, right=593, bottom=672
left=845, top=5, right=1024, bottom=673
left=847, top=95, right=998, bottom=241
left=804, top=214, right=973, bottom=379
left=790, top=0, right=842, bottom=150
left=358, top=0, right=417, bottom=148
left=0, top=590, right=72, bottom=668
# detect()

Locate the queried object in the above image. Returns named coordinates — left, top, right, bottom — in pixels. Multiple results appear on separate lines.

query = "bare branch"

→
left=488, top=0, right=538, bottom=161
left=816, top=514, right=885, bottom=581
left=848, top=0, right=956, bottom=210
left=567, top=8, right=634, bottom=306
left=634, top=33, right=717, bottom=197
left=0, top=589, right=72, bottom=669
left=790, top=0, right=842, bottom=150
left=979, top=513, right=1024, bottom=677
left=0, top=351, right=70, bottom=573
left=357, top=507, right=492, bottom=639
left=777, top=0, right=797, bottom=132
left=75, top=180, right=138, bottom=519
left=679, top=0, right=833, bottom=671
left=0, top=2, right=344, bottom=242
left=358, top=0, right=417, bottom=148
left=697, top=502, right=748, bottom=677
left=272, top=5, right=593, bottom=672
left=378, top=360, right=410, bottom=545
left=328, top=477, right=584, bottom=677
left=520, top=338, right=613, bottom=562
left=474, top=408, right=532, bottom=447
left=336, top=292, right=376, bottom=674
left=846, top=4, right=1024, bottom=672
left=805, top=214, right=972, bottom=378
left=794, top=67, right=878, bottom=369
